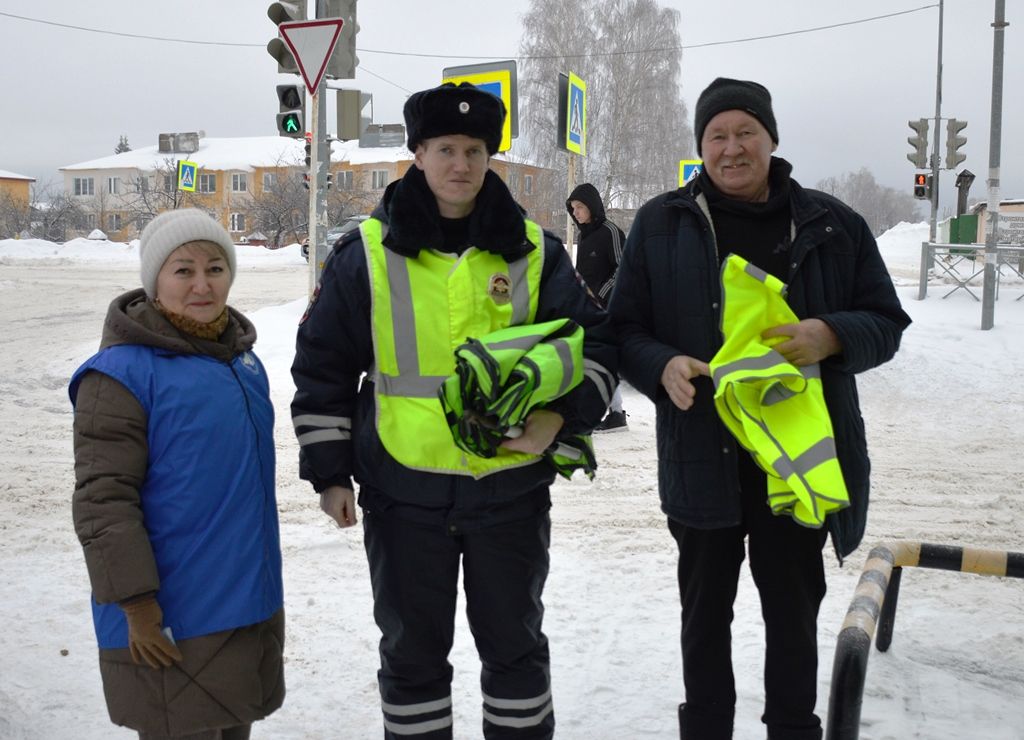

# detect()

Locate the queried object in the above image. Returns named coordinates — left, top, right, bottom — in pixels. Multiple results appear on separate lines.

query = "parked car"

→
left=301, top=215, right=369, bottom=261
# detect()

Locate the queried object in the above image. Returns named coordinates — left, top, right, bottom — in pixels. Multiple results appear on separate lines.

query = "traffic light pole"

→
left=928, top=0, right=944, bottom=243
left=307, top=77, right=329, bottom=297
left=981, top=0, right=1007, bottom=331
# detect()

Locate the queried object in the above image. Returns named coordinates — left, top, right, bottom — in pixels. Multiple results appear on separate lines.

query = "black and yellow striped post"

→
left=825, top=541, right=1024, bottom=740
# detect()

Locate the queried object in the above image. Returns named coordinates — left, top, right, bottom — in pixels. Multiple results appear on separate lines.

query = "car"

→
left=301, top=215, right=370, bottom=261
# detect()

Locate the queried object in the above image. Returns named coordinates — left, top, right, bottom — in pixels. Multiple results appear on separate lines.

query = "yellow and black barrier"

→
left=825, top=540, right=1024, bottom=740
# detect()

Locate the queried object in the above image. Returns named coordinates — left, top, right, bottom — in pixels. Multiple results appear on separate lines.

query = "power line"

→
left=1, top=5, right=938, bottom=59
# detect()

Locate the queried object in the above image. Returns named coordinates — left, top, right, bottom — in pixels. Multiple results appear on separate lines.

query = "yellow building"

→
left=0, top=170, right=35, bottom=238
left=59, top=132, right=556, bottom=243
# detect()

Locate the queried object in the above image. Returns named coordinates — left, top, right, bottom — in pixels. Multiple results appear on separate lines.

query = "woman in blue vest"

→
left=70, top=209, right=284, bottom=739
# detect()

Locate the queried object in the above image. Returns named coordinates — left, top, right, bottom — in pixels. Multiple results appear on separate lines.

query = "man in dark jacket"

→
left=567, top=182, right=628, bottom=431
left=609, top=78, right=911, bottom=740
left=292, top=83, right=617, bottom=739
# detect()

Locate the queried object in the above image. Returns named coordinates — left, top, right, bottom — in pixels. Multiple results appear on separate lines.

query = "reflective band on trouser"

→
left=381, top=695, right=453, bottom=736
left=482, top=688, right=554, bottom=731
left=292, top=413, right=351, bottom=446
left=710, top=254, right=849, bottom=527
left=361, top=217, right=546, bottom=478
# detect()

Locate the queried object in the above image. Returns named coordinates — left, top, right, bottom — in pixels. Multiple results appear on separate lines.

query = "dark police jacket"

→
left=609, top=158, right=911, bottom=559
left=291, top=167, right=617, bottom=529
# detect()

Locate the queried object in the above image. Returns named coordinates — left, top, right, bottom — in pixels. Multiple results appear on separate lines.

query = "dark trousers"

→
left=363, top=505, right=555, bottom=740
left=669, top=463, right=828, bottom=740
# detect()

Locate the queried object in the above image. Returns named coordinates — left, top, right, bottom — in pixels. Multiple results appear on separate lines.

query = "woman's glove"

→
left=120, top=597, right=183, bottom=668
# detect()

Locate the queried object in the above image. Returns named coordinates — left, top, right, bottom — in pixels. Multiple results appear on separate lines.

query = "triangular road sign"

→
left=279, top=19, right=344, bottom=94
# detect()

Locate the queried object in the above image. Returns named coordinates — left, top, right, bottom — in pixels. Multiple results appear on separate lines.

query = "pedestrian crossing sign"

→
left=178, top=160, right=197, bottom=192
left=679, top=159, right=703, bottom=187
left=566, top=72, right=586, bottom=156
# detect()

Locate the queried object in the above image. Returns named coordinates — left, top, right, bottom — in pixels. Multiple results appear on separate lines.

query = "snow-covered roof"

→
left=60, top=136, right=414, bottom=173
left=0, top=169, right=35, bottom=181
left=58, top=136, right=537, bottom=174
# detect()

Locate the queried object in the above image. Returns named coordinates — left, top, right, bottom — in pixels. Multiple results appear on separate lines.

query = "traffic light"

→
left=337, top=89, right=372, bottom=140
left=945, top=119, right=967, bottom=169
left=326, top=172, right=333, bottom=190
left=267, top=1, right=306, bottom=75
left=276, top=83, right=305, bottom=138
left=323, top=0, right=358, bottom=79
left=907, top=118, right=929, bottom=169
left=913, top=173, right=932, bottom=200
left=304, top=138, right=312, bottom=167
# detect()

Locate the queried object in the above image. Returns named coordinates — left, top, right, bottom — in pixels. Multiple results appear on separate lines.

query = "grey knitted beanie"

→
left=138, top=209, right=237, bottom=298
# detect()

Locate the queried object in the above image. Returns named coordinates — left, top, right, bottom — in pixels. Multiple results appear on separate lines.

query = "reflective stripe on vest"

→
left=362, top=217, right=547, bottom=477
left=710, top=254, right=849, bottom=528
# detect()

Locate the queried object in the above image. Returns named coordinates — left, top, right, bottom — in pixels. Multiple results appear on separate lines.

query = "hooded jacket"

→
left=567, top=183, right=626, bottom=308
left=70, top=292, right=285, bottom=734
left=292, top=166, right=618, bottom=526
left=610, top=157, right=911, bottom=560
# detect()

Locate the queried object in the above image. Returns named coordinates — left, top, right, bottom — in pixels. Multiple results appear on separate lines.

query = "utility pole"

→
left=928, top=0, right=944, bottom=243
left=981, top=0, right=1007, bottom=331
left=308, top=77, right=329, bottom=297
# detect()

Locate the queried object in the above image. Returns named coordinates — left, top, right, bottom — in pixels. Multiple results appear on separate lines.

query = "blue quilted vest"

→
left=69, top=343, right=283, bottom=649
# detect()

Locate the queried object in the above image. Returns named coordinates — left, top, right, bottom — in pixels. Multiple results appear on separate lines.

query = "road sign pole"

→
left=565, top=154, right=577, bottom=262
left=307, top=85, right=328, bottom=297
left=928, top=0, right=944, bottom=244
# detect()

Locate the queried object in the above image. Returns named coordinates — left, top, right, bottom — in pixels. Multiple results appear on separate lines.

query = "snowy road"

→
left=1, top=243, right=1022, bottom=738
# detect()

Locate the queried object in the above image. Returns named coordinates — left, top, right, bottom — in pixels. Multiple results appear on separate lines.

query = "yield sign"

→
left=279, top=19, right=344, bottom=94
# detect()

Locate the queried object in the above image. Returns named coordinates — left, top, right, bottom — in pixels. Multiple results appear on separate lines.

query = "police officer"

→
left=291, top=82, right=617, bottom=739
left=609, top=78, right=911, bottom=739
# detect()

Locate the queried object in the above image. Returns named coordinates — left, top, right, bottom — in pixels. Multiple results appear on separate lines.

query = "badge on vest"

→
left=488, top=273, right=512, bottom=305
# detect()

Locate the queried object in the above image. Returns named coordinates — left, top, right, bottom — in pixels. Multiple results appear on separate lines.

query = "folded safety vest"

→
left=439, top=318, right=597, bottom=479
left=710, top=254, right=849, bottom=528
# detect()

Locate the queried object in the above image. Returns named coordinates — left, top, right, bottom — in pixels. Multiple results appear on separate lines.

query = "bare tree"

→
left=119, top=158, right=214, bottom=232
left=517, top=0, right=692, bottom=216
left=816, top=168, right=921, bottom=236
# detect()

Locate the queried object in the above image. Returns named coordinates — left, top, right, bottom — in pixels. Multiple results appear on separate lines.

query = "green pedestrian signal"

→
left=282, top=113, right=301, bottom=134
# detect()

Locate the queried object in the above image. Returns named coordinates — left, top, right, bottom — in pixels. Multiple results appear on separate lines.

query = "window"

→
left=135, top=216, right=151, bottom=231
left=73, top=177, right=94, bottom=196
left=263, top=172, right=277, bottom=191
left=107, top=177, right=119, bottom=195
left=199, top=174, right=216, bottom=193
left=524, top=175, right=533, bottom=195
left=509, top=172, right=519, bottom=192
left=232, top=173, right=247, bottom=192
left=337, top=170, right=353, bottom=191
left=84, top=214, right=96, bottom=229
left=163, top=175, right=174, bottom=192
left=229, top=213, right=245, bottom=232
left=107, top=214, right=122, bottom=231
left=371, top=170, right=389, bottom=190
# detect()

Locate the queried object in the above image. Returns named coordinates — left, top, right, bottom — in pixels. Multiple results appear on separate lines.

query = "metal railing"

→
left=825, top=540, right=1024, bottom=740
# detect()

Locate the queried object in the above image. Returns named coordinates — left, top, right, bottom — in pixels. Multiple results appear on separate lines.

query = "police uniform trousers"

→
left=362, top=487, right=555, bottom=740
left=669, top=451, right=828, bottom=740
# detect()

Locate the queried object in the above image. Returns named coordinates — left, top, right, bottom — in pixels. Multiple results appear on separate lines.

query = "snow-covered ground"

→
left=0, top=223, right=1022, bottom=739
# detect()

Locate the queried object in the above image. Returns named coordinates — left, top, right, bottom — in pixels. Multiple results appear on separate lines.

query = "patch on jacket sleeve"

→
left=299, top=284, right=321, bottom=325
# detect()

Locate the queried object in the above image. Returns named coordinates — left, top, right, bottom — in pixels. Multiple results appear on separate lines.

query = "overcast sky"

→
left=2, top=0, right=1020, bottom=213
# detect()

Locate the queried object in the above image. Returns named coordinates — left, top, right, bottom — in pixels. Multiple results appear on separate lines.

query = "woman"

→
left=70, top=209, right=285, bottom=740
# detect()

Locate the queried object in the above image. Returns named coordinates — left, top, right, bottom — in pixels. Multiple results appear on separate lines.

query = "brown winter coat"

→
left=72, top=289, right=285, bottom=735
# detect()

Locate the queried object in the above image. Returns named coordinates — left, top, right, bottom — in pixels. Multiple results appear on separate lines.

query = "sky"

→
left=1, top=0, right=1021, bottom=214
left=2, top=222, right=1024, bottom=737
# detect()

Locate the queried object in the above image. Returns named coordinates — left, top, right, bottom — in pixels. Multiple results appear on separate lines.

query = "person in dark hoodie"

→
left=609, top=78, right=911, bottom=739
left=291, top=82, right=617, bottom=739
left=567, top=182, right=628, bottom=432
left=69, top=208, right=285, bottom=739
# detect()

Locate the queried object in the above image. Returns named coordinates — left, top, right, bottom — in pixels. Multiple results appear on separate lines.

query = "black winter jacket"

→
left=567, top=183, right=625, bottom=308
left=292, top=167, right=618, bottom=525
left=609, top=158, right=911, bottom=559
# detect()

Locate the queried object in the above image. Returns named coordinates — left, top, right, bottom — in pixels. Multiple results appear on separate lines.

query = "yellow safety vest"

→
left=362, top=217, right=548, bottom=478
left=710, top=254, right=849, bottom=528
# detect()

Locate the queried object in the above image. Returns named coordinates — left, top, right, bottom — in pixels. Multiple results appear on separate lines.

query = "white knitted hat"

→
left=138, top=209, right=237, bottom=298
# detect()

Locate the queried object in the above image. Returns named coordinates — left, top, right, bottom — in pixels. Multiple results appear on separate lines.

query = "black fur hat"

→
left=404, top=82, right=506, bottom=155
left=694, top=77, right=779, bottom=155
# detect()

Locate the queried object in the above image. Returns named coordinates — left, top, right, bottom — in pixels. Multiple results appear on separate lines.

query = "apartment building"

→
left=58, top=132, right=556, bottom=243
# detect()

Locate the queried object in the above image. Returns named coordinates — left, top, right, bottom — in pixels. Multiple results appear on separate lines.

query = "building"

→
left=58, top=132, right=557, bottom=244
left=0, top=169, right=35, bottom=238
